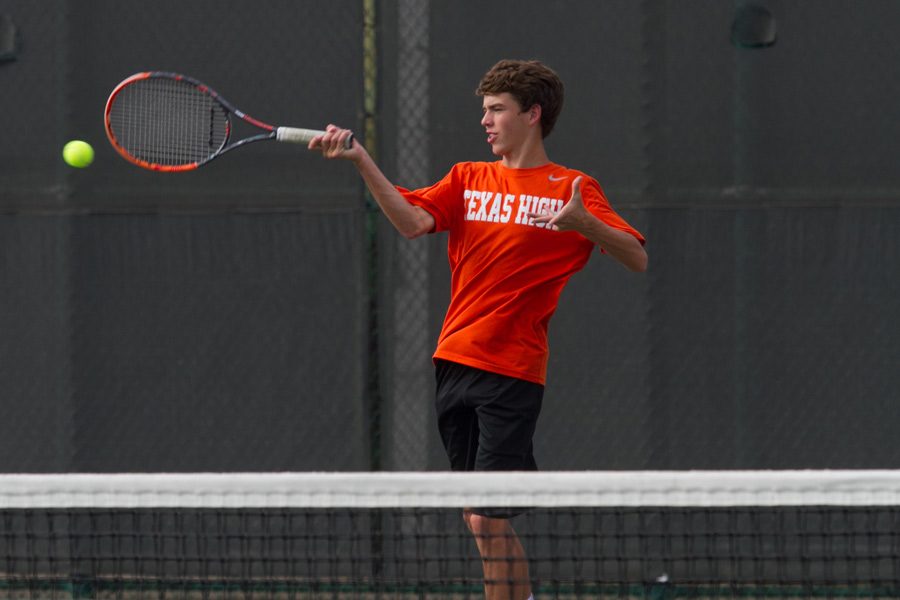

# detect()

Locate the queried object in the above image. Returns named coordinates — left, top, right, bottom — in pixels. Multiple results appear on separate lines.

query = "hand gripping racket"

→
left=104, top=71, right=352, bottom=172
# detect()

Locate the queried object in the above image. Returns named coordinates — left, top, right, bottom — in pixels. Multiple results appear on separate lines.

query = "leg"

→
left=466, top=376, right=541, bottom=600
left=464, top=510, right=532, bottom=600
left=434, top=362, right=543, bottom=600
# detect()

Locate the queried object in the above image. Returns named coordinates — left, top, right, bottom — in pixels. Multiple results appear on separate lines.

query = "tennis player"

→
left=312, top=59, right=647, bottom=600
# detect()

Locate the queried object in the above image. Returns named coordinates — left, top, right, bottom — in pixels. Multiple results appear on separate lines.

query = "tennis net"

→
left=2, top=471, right=899, bottom=599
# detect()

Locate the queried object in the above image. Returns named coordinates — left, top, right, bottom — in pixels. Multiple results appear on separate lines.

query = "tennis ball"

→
left=62, top=140, right=94, bottom=168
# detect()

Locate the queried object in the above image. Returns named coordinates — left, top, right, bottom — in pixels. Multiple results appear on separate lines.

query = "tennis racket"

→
left=104, top=71, right=352, bottom=172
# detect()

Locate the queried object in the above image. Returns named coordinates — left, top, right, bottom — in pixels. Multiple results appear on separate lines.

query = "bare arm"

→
left=309, top=125, right=434, bottom=239
left=529, top=176, right=648, bottom=272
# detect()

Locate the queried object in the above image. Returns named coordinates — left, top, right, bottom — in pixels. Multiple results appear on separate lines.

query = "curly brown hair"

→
left=476, top=59, right=565, bottom=138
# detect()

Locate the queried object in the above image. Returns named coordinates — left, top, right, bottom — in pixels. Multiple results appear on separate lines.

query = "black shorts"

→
left=435, top=359, right=544, bottom=512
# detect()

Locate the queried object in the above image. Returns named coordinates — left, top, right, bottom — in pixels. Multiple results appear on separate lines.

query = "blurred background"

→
left=0, top=0, right=897, bottom=473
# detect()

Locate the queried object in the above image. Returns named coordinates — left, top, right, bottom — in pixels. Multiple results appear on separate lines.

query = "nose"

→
left=481, top=111, right=491, bottom=127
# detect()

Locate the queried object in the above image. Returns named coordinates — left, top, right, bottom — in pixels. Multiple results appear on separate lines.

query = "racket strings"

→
left=108, top=78, right=229, bottom=167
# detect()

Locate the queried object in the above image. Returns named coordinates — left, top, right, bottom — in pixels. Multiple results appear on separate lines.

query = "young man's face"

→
left=480, top=93, right=538, bottom=157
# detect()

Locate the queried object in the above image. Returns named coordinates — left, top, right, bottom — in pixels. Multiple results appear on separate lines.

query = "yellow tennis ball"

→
left=62, top=140, right=94, bottom=168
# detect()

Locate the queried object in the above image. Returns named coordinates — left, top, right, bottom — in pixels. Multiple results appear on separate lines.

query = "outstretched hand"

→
left=527, top=176, right=588, bottom=232
left=308, top=124, right=360, bottom=161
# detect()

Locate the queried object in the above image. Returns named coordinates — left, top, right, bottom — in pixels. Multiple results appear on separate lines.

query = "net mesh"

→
left=107, top=76, right=230, bottom=168
left=2, top=471, right=899, bottom=599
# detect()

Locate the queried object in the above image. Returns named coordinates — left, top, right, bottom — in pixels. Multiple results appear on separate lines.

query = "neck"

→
left=500, top=136, right=549, bottom=169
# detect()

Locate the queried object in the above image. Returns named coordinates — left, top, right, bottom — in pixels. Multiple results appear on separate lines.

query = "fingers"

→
left=310, top=124, right=355, bottom=158
left=525, top=209, right=560, bottom=231
left=527, top=175, right=584, bottom=231
left=529, top=176, right=581, bottom=232
left=569, top=176, right=583, bottom=202
left=526, top=176, right=583, bottom=229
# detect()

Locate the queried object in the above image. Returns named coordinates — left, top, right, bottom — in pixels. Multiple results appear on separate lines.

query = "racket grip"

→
left=277, top=127, right=354, bottom=149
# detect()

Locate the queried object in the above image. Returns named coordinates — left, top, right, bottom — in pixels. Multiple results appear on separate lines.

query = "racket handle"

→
left=277, top=127, right=354, bottom=149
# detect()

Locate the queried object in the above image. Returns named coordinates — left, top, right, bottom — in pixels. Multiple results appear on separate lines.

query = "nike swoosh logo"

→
left=548, top=174, right=567, bottom=181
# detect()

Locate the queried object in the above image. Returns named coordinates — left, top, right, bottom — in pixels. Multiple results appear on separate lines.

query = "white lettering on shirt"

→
left=464, top=189, right=564, bottom=228
left=475, top=191, right=489, bottom=221
left=487, top=192, right=503, bottom=223
left=501, top=194, right=515, bottom=223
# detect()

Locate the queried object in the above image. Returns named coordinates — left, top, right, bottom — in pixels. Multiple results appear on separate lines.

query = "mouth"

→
left=486, top=132, right=498, bottom=144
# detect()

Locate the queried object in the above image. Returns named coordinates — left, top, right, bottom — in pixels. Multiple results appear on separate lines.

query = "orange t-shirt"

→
left=400, top=161, right=644, bottom=385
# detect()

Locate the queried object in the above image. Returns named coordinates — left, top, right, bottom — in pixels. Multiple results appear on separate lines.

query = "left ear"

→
left=528, top=104, right=542, bottom=126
